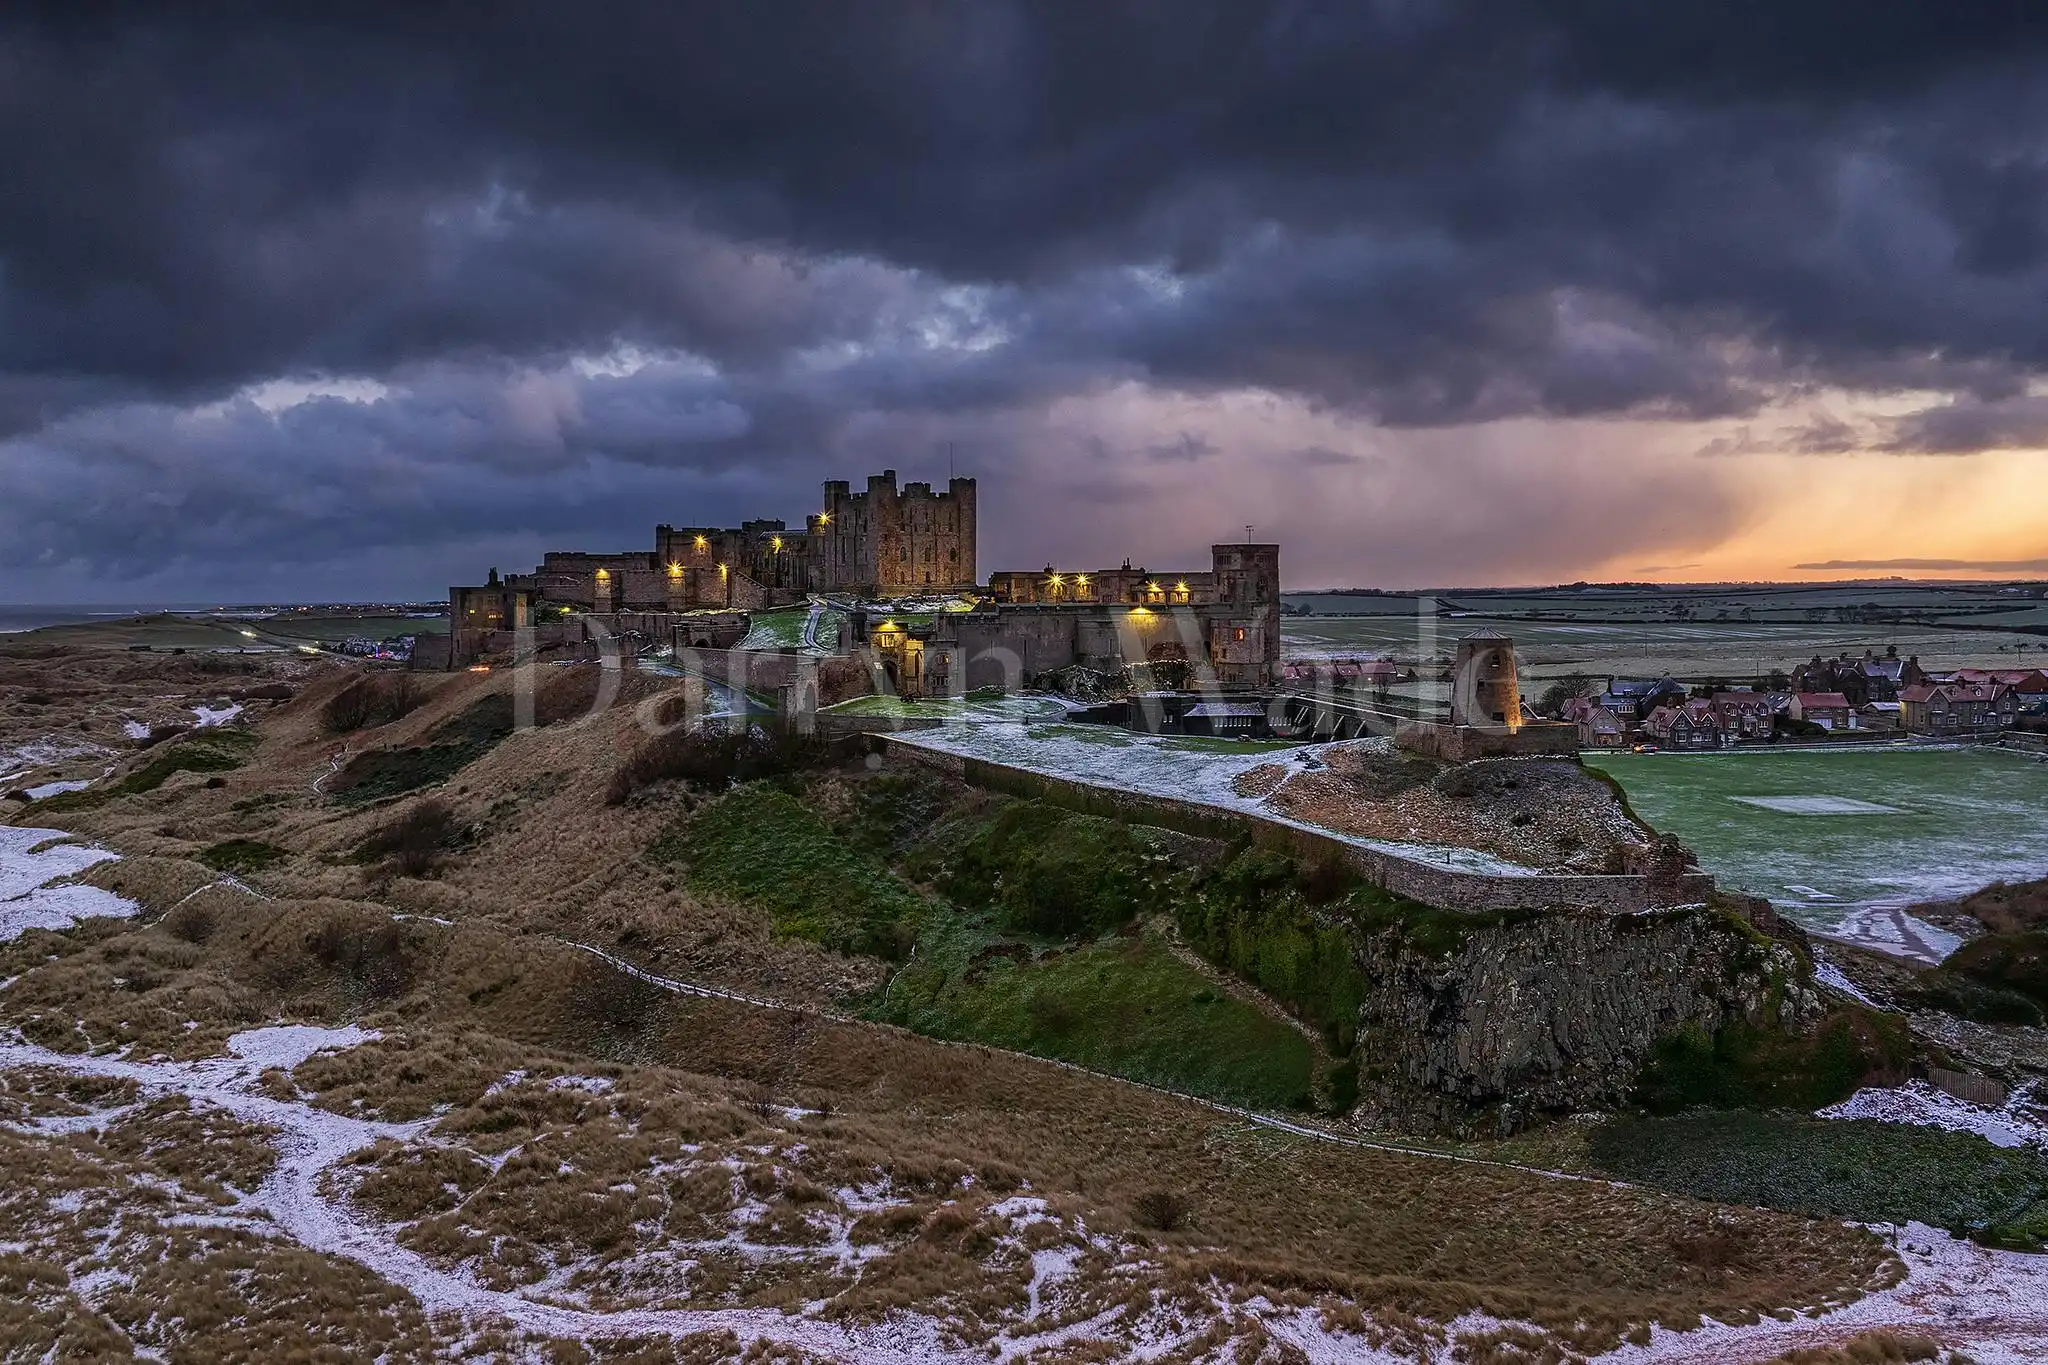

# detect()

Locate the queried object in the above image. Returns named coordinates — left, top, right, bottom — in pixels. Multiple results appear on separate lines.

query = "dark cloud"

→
left=3, top=2, right=2048, bottom=594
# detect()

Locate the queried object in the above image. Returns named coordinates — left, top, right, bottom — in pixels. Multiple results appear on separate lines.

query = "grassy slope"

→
left=875, top=913, right=1318, bottom=1110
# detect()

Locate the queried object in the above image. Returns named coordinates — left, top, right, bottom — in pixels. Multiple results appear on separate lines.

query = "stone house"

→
left=1900, top=682, right=2019, bottom=736
left=1709, top=691, right=1774, bottom=742
left=1644, top=699, right=1721, bottom=749
left=1577, top=704, right=1625, bottom=748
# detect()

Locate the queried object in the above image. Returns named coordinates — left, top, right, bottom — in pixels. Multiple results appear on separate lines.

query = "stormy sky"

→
left=4, top=2, right=2048, bottom=601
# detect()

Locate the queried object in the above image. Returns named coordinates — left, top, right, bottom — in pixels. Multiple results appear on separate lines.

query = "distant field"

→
left=1282, top=582, right=2047, bottom=682
left=1283, top=612, right=2038, bottom=683
left=1585, top=747, right=2048, bottom=930
left=1, top=611, right=444, bottom=653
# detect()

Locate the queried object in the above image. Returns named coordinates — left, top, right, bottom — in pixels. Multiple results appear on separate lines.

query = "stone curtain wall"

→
left=878, top=738, right=1715, bottom=915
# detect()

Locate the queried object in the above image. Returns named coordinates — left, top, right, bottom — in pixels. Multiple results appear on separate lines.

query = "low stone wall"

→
left=1396, top=720, right=1580, bottom=762
left=877, top=737, right=1714, bottom=915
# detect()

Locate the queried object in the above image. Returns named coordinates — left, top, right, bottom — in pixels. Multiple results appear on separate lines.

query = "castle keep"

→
left=517, top=470, right=977, bottom=615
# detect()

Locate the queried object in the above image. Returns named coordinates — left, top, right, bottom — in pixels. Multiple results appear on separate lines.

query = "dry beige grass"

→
left=0, top=658, right=1912, bottom=1360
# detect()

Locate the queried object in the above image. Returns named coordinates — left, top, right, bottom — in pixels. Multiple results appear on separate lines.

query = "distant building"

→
left=1899, top=682, right=2019, bottom=736
left=1710, top=691, right=1775, bottom=742
left=1789, top=691, right=1855, bottom=730
left=1577, top=704, right=1626, bottom=748
left=1645, top=699, right=1721, bottom=749
left=1601, top=677, right=1686, bottom=724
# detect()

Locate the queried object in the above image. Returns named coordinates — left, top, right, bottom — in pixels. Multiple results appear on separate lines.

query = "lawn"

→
left=1584, top=748, right=2048, bottom=932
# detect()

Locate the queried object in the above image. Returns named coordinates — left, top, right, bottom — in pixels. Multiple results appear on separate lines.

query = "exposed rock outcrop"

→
left=1350, top=904, right=1822, bottom=1136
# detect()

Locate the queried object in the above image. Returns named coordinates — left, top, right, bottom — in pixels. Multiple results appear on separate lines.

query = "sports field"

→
left=1585, top=747, right=2048, bottom=936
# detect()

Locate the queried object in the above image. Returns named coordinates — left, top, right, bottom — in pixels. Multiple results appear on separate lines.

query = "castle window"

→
left=1233, top=627, right=1247, bottom=642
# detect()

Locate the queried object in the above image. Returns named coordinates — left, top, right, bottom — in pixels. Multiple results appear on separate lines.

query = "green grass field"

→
left=873, top=913, right=1319, bottom=1110
left=1585, top=748, right=2048, bottom=929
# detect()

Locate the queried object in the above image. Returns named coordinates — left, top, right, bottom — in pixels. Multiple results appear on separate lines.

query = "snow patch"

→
left=0, top=826, right=136, bottom=943
left=192, top=703, right=244, bottom=727
left=226, top=1024, right=382, bottom=1072
left=24, top=779, right=93, bottom=799
left=122, top=720, right=151, bottom=740
left=1821, top=1080, right=2048, bottom=1150
left=1811, top=955, right=1884, bottom=1010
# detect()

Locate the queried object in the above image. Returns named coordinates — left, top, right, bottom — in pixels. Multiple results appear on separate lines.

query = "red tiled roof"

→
left=1795, top=692, right=1851, bottom=708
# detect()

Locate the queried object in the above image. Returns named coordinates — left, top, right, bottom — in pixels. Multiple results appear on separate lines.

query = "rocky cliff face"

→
left=1350, top=904, right=1823, bottom=1136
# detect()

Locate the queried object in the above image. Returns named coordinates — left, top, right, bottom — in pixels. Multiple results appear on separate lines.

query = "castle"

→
left=431, top=469, right=1283, bottom=693
left=512, top=470, right=977, bottom=614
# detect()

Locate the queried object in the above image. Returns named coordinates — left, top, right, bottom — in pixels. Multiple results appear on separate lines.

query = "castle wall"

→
left=877, top=738, right=1716, bottom=915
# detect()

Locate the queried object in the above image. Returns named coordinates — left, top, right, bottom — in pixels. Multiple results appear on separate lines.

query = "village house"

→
left=1576, top=703, right=1626, bottom=748
left=1710, top=690, right=1775, bottom=742
left=1599, top=677, right=1685, bottom=725
left=1644, top=698, right=1721, bottom=749
left=1899, top=681, right=2019, bottom=736
left=1789, top=691, right=1856, bottom=730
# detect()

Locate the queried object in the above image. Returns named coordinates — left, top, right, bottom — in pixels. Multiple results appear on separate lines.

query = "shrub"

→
left=326, top=695, right=512, bottom=804
left=1132, top=1189, right=1189, bottom=1232
left=323, top=680, right=381, bottom=733
left=304, top=910, right=413, bottom=999
left=199, top=839, right=288, bottom=874
left=358, top=798, right=461, bottom=876
left=1179, top=849, right=1371, bottom=1053
left=162, top=900, right=217, bottom=944
left=323, top=673, right=434, bottom=733
left=1635, top=1008, right=1911, bottom=1115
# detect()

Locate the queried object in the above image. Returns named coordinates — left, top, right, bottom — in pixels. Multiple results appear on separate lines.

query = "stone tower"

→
left=1207, top=542, right=1281, bottom=689
left=1450, top=630, right=1521, bottom=731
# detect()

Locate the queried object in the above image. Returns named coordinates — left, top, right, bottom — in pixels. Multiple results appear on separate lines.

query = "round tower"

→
left=1450, top=630, right=1521, bottom=731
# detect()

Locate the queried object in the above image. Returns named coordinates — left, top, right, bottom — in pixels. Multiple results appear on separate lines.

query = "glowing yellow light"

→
left=1048, top=573, right=1064, bottom=587
left=1076, top=575, right=1089, bottom=585
left=770, top=536, right=783, bottom=551
left=693, top=535, right=708, bottom=550
left=818, top=513, right=831, bottom=525
left=467, top=664, right=492, bottom=673
left=667, top=562, right=683, bottom=577
left=1175, top=581, right=1187, bottom=592
left=595, top=568, right=610, bottom=580
left=718, top=563, right=729, bottom=577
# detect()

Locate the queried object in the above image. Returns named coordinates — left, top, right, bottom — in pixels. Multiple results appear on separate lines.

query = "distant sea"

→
left=0, top=604, right=223, bottom=634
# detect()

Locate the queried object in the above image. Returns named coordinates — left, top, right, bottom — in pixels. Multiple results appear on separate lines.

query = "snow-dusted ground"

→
left=0, top=736, right=113, bottom=774
left=893, top=722, right=1540, bottom=875
left=1811, top=952, right=1886, bottom=1009
left=1816, top=904, right=1965, bottom=966
left=121, top=719, right=151, bottom=740
left=0, top=825, right=136, bottom=943
left=192, top=702, right=243, bottom=727
left=1821, top=1080, right=2048, bottom=1150
left=6, top=1023, right=2047, bottom=1362
left=1591, top=1222, right=2048, bottom=1364
left=23, top=778, right=93, bottom=799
